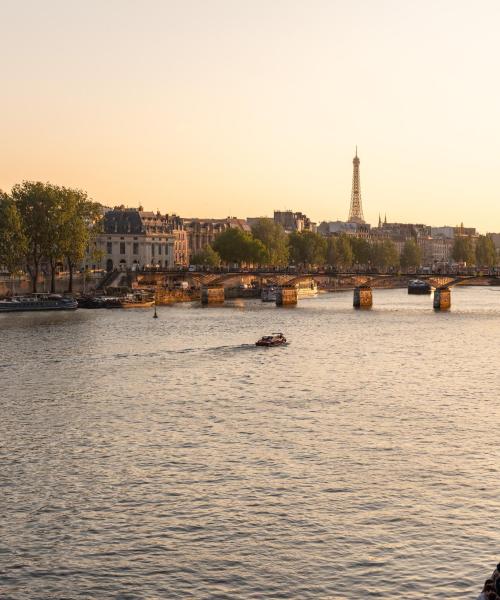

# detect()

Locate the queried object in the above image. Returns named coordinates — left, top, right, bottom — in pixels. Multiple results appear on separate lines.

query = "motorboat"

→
left=408, top=279, right=432, bottom=294
left=119, top=292, right=155, bottom=308
left=256, top=332, right=287, bottom=347
left=120, top=298, right=155, bottom=308
left=0, top=294, right=78, bottom=312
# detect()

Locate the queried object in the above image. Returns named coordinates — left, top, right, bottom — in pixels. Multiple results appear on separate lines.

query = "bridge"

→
left=95, top=268, right=500, bottom=310
left=133, top=268, right=500, bottom=290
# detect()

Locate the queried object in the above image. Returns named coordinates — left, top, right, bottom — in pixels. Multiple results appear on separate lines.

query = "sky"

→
left=1, top=0, right=500, bottom=231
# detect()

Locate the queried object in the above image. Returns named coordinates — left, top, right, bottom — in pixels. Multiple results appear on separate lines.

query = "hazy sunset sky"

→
left=1, top=0, right=499, bottom=230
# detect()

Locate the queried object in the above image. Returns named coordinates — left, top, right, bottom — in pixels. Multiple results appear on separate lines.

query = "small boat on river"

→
left=256, top=332, right=287, bottom=347
left=408, top=279, right=432, bottom=294
left=119, top=292, right=155, bottom=308
left=120, top=298, right=155, bottom=308
left=0, top=294, right=78, bottom=312
left=78, top=292, right=154, bottom=309
left=261, top=285, right=278, bottom=302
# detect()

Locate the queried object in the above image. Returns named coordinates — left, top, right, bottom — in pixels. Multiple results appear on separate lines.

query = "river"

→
left=2, top=287, right=499, bottom=599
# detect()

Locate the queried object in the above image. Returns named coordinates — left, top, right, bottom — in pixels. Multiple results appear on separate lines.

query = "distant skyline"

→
left=1, top=0, right=500, bottom=231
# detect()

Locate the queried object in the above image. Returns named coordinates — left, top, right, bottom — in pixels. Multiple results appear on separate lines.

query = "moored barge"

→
left=0, top=294, right=78, bottom=312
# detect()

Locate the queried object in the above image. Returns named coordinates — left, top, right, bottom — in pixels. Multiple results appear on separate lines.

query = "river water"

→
left=2, top=287, right=500, bottom=599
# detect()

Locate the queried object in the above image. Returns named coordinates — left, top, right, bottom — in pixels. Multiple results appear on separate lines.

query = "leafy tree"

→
left=350, top=237, right=372, bottom=266
left=191, top=245, right=221, bottom=268
left=45, top=189, right=69, bottom=292
left=251, top=218, right=289, bottom=266
left=59, top=188, right=102, bottom=292
left=475, top=235, right=497, bottom=267
left=288, top=231, right=327, bottom=266
left=212, top=228, right=266, bottom=265
left=335, top=235, right=353, bottom=269
left=326, top=235, right=353, bottom=270
left=11, top=181, right=59, bottom=292
left=452, top=236, right=475, bottom=265
left=12, top=181, right=101, bottom=292
left=0, top=191, right=27, bottom=277
left=400, top=239, right=422, bottom=269
left=371, top=240, right=399, bottom=270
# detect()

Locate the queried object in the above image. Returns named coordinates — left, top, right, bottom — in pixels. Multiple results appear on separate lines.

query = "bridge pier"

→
left=433, top=286, right=451, bottom=310
left=201, top=285, right=225, bottom=305
left=353, top=285, right=373, bottom=309
left=276, top=286, right=298, bottom=306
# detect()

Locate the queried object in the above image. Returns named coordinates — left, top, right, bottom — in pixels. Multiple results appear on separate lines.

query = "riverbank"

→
left=0, top=273, right=102, bottom=296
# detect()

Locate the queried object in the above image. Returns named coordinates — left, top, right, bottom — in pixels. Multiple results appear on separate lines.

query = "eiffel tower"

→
left=348, top=147, right=365, bottom=224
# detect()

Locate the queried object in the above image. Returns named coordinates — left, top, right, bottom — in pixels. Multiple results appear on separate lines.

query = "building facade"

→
left=184, top=218, right=251, bottom=257
left=273, top=210, right=315, bottom=233
left=90, top=207, right=188, bottom=271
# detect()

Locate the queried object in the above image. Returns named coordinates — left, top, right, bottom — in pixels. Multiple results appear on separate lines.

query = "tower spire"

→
left=348, top=148, right=365, bottom=224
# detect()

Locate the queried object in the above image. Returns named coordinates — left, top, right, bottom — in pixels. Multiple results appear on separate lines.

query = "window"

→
left=107, top=242, right=112, bottom=254
left=152, top=244, right=155, bottom=256
left=133, top=243, right=139, bottom=255
left=120, top=242, right=125, bottom=254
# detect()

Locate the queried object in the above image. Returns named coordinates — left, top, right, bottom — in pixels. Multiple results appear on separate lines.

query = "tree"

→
left=452, top=236, right=475, bottom=265
left=212, top=228, right=267, bottom=265
left=251, top=218, right=289, bottom=266
left=350, top=237, right=372, bottom=266
left=326, top=235, right=353, bottom=270
left=475, top=235, right=497, bottom=267
left=11, top=181, right=59, bottom=292
left=400, top=239, right=422, bottom=269
left=0, top=191, right=27, bottom=279
left=371, top=240, right=399, bottom=270
left=191, top=245, right=221, bottom=268
left=246, top=237, right=267, bottom=265
left=12, top=181, right=101, bottom=292
left=58, top=188, right=102, bottom=292
left=288, top=231, right=327, bottom=266
left=44, top=188, right=68, bottom=293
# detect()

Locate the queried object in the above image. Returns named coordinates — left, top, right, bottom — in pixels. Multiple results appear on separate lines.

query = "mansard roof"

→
left=104, top=209, right=144, bottom=234
left=104, top=208, right=183, bottom=234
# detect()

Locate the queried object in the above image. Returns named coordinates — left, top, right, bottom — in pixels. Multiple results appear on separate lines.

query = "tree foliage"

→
left=12, top=182, right=59, bottom=291
left=191, top=245, right=221, bottom=268
left=10, top=181, right=101, bottom=292
left=326, top=235, right=353, bottom=269
left=251, top=218, right=289, bottom=265
left=0, top=191, right=27, bottom=274
left=370, top=240, right=399, bottom=269
left=475, top=235, right=497, bottom=267
left=212, top=228, right=267, bottom=265
left=400, top=239, right=422, bottom=269
left=59, top=188, right=102, bottom=291
left=350, top=237, right=372, bottom=266
left=452, top=236, right=475, bottom=265
left=288, top=231, right=327, bottom=266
